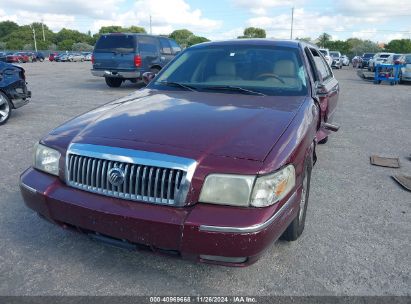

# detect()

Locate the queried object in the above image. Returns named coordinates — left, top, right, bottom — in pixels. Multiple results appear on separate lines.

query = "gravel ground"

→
left=0, top=62, right=410, bottom=296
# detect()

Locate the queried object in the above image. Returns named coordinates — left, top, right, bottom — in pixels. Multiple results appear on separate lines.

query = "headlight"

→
left=34, top=143, right=61, bottom=176
left=199, top=165, right=295, bottom=208
left=199, top=174, right=255, bottom=207
left=250, top=165, right=295, bottom=207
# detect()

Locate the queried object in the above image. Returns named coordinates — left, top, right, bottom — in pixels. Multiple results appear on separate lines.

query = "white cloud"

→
left=337, top=0, right=411, bottom=17
left=244, top=8, right=406, bottom=42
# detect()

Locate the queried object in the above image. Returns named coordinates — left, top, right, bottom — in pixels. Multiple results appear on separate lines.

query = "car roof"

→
left=189, top=39, right=305, bottom=49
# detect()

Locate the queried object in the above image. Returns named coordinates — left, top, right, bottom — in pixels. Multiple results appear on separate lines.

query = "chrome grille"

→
left=66, top=144, right=197, bottom=206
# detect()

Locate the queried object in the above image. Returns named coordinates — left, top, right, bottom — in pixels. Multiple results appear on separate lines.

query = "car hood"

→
left=54, top=89, right=306, bottom=162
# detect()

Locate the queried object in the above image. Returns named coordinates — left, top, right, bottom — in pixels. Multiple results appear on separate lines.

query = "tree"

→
left=187, top=35, right=209, bottom=46
left=128, top=26, right=146, bottom=33
left=169, top=29, right=194, bottom=48
left=317, top=33, right=331, bottom=48
left=58, top=39, right=75, bottom=51
left=0, top=42, right=6, bottom=50
left=0, top=21, right=19, bottom=38
left=238, top=27, right=266, bottom=38
left=72, top=42, right=94, bottom=51
left=385, top=39, right=411, bottom=53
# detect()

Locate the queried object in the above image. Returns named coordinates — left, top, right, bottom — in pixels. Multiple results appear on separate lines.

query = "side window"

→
left=159, top=38, right=172, bottom=55
left=310, top=48, right=331, bottom=81
left=138, top=36, right=158, bottom=53
left=169, top=39, right=181, bottom=54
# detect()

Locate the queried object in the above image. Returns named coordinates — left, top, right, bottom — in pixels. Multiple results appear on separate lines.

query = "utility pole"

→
left=41, top=19, right=45, bottom=41
left=149, top=15, right=152, bottom=34
left=290, top=7, right=294, bottom=40
left=30, top=24, right=38, bottom=52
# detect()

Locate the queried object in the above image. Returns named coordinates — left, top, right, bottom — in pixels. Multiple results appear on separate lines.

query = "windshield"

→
left=153, top=45, right=308, bottom=96
left=404, top=55, right=411, bottom=64
left=330, top=52, right=340, bottom=58
left=363, top=53, right=374, bottom=58
left=94, top=34, right=136, bottom=53
left=379, top=54, right=390, bottom=59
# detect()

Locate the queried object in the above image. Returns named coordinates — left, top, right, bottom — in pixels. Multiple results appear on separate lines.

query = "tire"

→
left=105, top=77, right=123, bottom=88
left=281, top=153, right=312, bottom=241
left=0, top=92, right=12, bottom=125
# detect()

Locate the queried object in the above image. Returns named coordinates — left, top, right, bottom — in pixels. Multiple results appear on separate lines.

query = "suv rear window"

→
left=95, top=35, right=136, bottom=53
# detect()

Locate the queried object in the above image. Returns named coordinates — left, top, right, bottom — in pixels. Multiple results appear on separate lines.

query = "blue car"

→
left=91, top=33, right=181, bottom=87
left=0, top=62, right=31, bottom=125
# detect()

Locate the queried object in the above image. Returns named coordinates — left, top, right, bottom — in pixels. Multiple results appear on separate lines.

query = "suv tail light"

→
left=134, top=55, right=142, bottom=67
left=91, top=54, right=95, bottom=65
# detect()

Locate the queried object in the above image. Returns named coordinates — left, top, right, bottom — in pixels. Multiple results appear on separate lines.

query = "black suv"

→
left=91, top=33, right=181, bottom=87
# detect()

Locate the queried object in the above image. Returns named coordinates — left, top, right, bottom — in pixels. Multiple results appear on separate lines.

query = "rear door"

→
left=136, top=36, right=160, bottom=72
left=159, top=37, right=174, bottom=66
left=93, top=34, right=136, bottom=70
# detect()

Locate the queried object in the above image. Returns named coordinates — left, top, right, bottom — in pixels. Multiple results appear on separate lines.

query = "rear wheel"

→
left=281, top=154, right=312, bottom=241
left=105, top=77, right=123, bottom=88
left=0, top=92, right=12, bottom=125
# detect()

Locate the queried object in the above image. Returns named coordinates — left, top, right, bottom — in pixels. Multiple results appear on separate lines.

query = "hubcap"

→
left=299, top=171, right=308, bottom=222
left=0, top=95, right=10, bottom=123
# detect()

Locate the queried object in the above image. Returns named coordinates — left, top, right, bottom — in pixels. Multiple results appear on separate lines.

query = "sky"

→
left=0, top=0, right=411, bottom=43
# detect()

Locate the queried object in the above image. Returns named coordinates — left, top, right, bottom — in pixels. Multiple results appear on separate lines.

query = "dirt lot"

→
left=0, top=62, right=410, bottom=296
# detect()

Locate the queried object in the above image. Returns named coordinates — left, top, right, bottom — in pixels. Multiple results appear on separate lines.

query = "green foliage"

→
left=317, top=33, right=332, bottom=48
left=98, top=25, right=146, bottom=34
left=58, top=39, right=75, bottom=51
left=238, top=27, right=266, bottom=38
left=169, top=29, right=194, bottom=47
left=187, top=35, right=209, bottom=46
left=0, top=21, right=19, bottom=38
left=169, top=29, right=208, bottom=48
left=72, top=42, right=94, bottom=51
left=385, top=39, right=411, bottom=53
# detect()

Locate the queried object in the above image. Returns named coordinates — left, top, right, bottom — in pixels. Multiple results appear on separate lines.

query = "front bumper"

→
left=20, top=168, right=300, bottom=266
left=91, top=69, right=141, bottom=79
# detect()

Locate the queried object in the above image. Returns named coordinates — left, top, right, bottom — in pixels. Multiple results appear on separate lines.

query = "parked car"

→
left=330, top=51, right=343, bottom=69
left=84, top=53, right=92, bottom=61
left=319, top=48, right=332, bottom=66
left=49, top=52, right=59, bottom=61
left=57, top=54, right=70, bottom=62
left=0, top=61, right=31, bottom=125
left=341, top=55, right=350, bottom=66
left=368, top=52, right=394, bottom=71
left=399, top=53, right=411, bottom=83
left=34, top=52, right=45, bottom=62
left=385, top=53, right=403, bottom=65
left=21, top=39, right=339, bottom=266
left=68, top=53, right=85, bottom=62
left=91, top=33, right=182, bottom=87
left=360, top=53, right=375, bottom=68
left=6, top=53, right=29, bottom=63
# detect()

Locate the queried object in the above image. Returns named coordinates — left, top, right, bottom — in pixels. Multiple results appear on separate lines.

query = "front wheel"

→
left=105, top=77, right=123, bottom=88
left=0, top=92, right=12, bottom=125
left=281, top=154, right=312, bottom=241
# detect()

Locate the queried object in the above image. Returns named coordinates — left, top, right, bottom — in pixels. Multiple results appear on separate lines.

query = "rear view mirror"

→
left=142, top=72, right=156, bottom=85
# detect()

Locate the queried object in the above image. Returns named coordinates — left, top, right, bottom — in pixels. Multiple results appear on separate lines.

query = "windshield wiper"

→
left=202, top=85, right=266, bottom=96
left=158, top=81, right=198, bottom=92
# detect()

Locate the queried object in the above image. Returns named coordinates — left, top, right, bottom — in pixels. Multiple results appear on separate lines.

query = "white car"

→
left=368, top=52, right=394, bottom=71
left=319, top=48, right=332, bottom=66
left=341, top=55, right=350, bottom=66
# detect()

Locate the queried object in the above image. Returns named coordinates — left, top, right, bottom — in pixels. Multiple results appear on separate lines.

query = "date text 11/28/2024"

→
left=149, top=296, right=257, bottom=303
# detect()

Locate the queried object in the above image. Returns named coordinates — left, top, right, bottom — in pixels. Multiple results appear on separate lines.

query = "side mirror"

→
left=315, top=82, right=327, bottom=95
left=142, top=71, right=156, bottom=85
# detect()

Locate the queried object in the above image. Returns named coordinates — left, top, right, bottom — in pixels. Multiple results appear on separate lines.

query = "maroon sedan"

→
left=20, top=40, right=339, bottom=266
